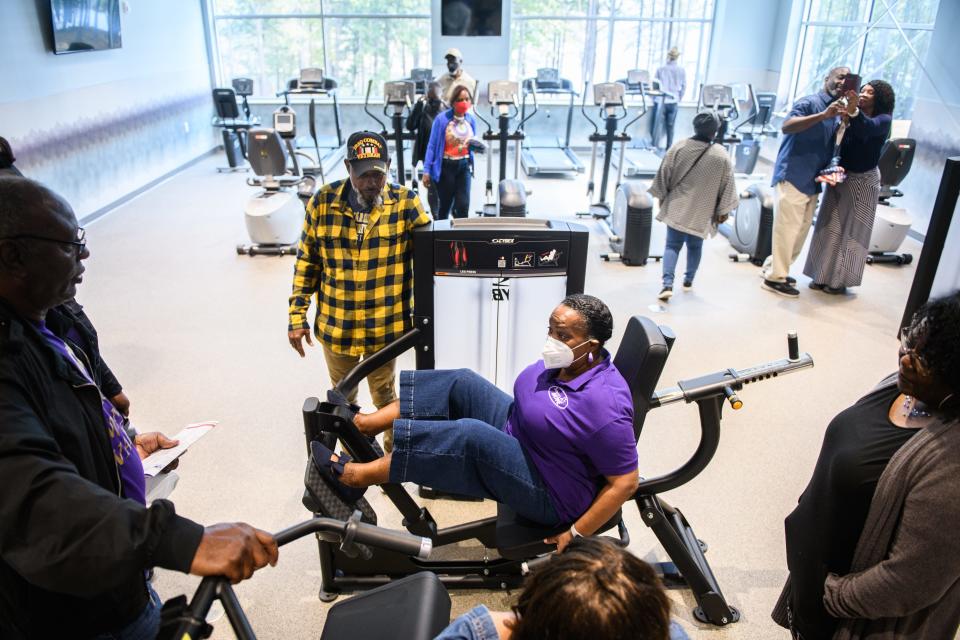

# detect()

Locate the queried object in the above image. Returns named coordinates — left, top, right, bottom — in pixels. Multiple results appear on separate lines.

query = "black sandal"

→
left=310, top=440, right=367, bottom=503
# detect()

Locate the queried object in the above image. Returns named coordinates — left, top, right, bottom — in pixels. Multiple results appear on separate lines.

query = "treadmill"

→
left=519, top=68, right=584, bottom=176
left=615, top=69, right=668, bottom=179
left=278, top=68, right=346, bottom=181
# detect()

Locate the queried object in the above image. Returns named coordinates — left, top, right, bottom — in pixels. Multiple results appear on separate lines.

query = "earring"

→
left=587, top=351, right=594, bottom=364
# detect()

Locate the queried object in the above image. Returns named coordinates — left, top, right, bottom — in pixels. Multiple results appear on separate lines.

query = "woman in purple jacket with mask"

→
left=312, top=294, right=639, bottom=552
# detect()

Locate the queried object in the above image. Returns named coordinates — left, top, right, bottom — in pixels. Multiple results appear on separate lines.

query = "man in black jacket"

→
left=0, top=176, right=279, bottom=639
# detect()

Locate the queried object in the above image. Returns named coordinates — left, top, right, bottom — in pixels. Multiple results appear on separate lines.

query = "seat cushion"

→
left=495, top=503, right=622, bottom=560
left=320, top=572, right=451, bottom=640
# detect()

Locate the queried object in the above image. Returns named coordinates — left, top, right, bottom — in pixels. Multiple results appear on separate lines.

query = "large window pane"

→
left=860, top=28, right=931, bottom=118
left=513, top=0, right=590, bottom=17
left=790, top=0, right=939, bottom=119
left=611, top=0, right=671, bottom=18
left=608, top=18, right=712, bottom=97
left=608, top=20, right=671, bottom=83
left=215, top=18, right=326, bottom=98
left=323, top=17, right=430, bottom=96
left=674, top=0, right=714, bottom=19
left=214, top=14, right=429, bottom=98
left=873, top=0, right=938, bottom=26
left=806, top=0, right=871, bottom=22
left=325, top=0, right=430, bottom=15
left=511, top=19, right=607, bottom=89
left=794, top=25, right=862, bottom=98
left=214, top=0, right=317, bottom=14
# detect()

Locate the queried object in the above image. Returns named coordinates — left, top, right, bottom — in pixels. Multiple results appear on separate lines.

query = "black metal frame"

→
left=300, top=319, right=813, bottom=626
left=160, top=514, right=429, bottom=640
left=577, top=82, right=644, bottom=218
left=518, top=73, right=585, bottom=175
left=277, top=78, right=345, bottom=183
left=363, top=80, right=418, bottom=188
left=901, top=156, right=960, bottom=329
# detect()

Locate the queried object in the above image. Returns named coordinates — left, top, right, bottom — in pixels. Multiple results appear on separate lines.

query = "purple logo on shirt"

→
left=548, top=386, right=568, bottom=409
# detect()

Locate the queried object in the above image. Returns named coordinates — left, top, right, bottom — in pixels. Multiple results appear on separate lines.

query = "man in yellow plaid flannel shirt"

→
left=288, top=131, right=431, bottom=451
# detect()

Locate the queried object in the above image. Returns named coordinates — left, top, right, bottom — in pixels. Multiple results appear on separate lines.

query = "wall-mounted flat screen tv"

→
left=441, top=0, right=502, bottom=36
left=51, top=0, right=122, bottom=54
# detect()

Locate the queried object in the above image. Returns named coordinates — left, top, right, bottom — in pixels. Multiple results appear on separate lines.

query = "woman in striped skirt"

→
left=804, top=80, right=896, bottom=294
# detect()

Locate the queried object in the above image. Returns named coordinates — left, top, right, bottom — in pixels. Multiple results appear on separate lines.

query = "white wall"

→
left=706, top=0, right=792, bottom=93
left=0, top=0, right=216, bottom=219
left=431, top=0, right=512, bottom=99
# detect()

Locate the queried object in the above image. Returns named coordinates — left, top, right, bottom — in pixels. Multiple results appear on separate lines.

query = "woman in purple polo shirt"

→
left=313, top=294, right=639, bottom=551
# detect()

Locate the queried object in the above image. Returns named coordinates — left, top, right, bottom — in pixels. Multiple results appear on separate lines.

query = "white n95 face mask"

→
left=542, top=336, right=590, bottom=370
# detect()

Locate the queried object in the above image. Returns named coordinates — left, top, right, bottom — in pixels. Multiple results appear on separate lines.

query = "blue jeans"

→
left=437, top=158, right=471, bottom=219
left=651, top=101, right=679, bottom=150
left=94, top=581, right=162, bottom=640
left=434, top=605, right=692, bottom=640
left=662, top=226, right=704, bottom=288
left=390, top=369, right=561, bottom=526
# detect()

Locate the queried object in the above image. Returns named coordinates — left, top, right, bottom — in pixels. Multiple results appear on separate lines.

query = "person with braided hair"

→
left=434, top=536, right=689, bottom=639
left=804, top=79, right=897, bottom=295
left=774, top=290, right=960, bottom=639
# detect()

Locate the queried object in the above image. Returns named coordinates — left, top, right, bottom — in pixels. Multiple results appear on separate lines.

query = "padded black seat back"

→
left=212, top=88, right=240, bottom=119
left=247, top=129, right=289, bottom=177
left=612, top=316, right=671, bottom=441
left=878, top=138, right=915, bottom=188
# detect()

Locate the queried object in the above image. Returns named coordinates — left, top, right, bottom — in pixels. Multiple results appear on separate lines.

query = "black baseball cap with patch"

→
left=346, top=131, right=389, bottom=176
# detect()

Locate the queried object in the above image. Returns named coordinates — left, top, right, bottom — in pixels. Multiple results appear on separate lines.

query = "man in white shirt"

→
left=653, top=47, right=687, bottom=150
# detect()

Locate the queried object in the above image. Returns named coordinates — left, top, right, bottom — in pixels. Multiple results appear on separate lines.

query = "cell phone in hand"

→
left=841, top=74, right=861, bottom=94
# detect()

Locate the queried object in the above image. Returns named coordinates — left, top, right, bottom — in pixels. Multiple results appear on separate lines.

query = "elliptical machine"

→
left=732, top=87, right=778, bottom=177
left=703, top=84, right=777, bottom=266
left=236, top=106, right=316, bottom=257
left=364, top=80, right=417, bottom=187
left=578, top=82, right=659, bottom=266
left=473, top=80, right=536, bottom=217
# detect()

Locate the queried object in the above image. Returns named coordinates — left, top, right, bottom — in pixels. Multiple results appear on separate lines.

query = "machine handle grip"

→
left=351, top=519, right=433, bottom=559
left=272, top=513, right=430, bottom=559
left=787, top=330, right=800, bottom=361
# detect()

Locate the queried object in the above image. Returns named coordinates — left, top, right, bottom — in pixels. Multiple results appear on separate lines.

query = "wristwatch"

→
left=569, top=524, right=583, bottom=538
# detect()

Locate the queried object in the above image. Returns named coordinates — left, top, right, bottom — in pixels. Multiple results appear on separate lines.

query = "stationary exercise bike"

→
left=578, top=82, right=659, bottom=266
left=867, top=138, right=916, bottom=266
left=364, top=80, right=418, bottom=187
left=473, top=80, right=537, bottom=216
left=236, top=107, right=317, bottom=257
left=212, top=78, right=260, bottom=173
left=299, top=315, right=814, bottom=626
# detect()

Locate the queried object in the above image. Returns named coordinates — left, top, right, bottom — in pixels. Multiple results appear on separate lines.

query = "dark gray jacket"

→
left=774, top=376, right=960, bottom=639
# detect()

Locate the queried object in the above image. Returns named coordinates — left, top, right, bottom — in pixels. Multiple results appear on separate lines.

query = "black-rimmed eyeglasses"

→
left=0, top=227, right=86, bottom=253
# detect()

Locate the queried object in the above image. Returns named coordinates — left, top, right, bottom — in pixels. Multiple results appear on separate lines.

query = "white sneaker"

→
left=658, top=287, right=673, bottom=301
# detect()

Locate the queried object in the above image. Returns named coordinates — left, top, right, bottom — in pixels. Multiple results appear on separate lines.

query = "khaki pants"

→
left=322, top=344, right=398, bottom=452
left=767, top=181, right=819, bottom=282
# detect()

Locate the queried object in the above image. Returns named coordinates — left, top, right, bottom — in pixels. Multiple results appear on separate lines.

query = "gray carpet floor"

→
left=75, top=151, right=921, bottom=638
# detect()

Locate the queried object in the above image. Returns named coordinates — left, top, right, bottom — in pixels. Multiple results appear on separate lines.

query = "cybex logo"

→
left=492, top=278, right=510, bottom=301
left=491, top=238, right=516, bottom=244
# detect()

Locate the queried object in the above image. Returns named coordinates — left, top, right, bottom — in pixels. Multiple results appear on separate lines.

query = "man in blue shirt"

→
left=762, top=66, right=849, bottom=298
